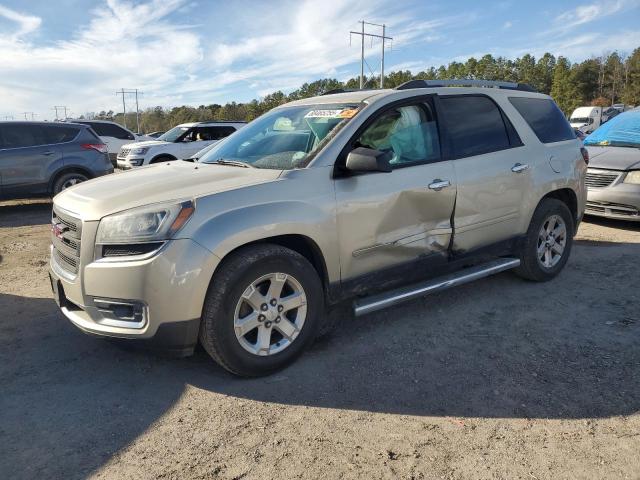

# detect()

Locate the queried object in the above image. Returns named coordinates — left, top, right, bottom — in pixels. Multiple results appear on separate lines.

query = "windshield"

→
left=158, top=126, right=189, bottom=142
left=200, top=104, right=360, bottom=169
left=584, top=111, right=640, bottom=147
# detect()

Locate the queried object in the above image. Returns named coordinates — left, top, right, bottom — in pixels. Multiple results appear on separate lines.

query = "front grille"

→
left=585, top=169, right=620, bottom=188
left=118, top=148, right=130, bottom=158
left=52, top=208, right=82, bottom=275
left=586, top=201, right=640, bottom=218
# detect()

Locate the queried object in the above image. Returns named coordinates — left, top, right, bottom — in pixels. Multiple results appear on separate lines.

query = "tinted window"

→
left=440, top=96, right=511, bottom=158
left=85, top=122, right=134, bottom=140
left=0, top=124, right=48, bottom=149
left=43, top=125, right=80, bottom=144
left=356, top=103, right=440, bottom=167
left=509, top=97, right=575, bottom=143
left=188, top=126, right=236, bottom=141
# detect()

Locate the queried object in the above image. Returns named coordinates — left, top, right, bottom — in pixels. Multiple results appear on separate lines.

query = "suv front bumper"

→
left=116, top=156, right=145, bottom=169
left=49, top=238, right=220, bottom=355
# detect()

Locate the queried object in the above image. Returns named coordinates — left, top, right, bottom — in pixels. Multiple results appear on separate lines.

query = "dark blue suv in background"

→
left=0, top=122, right=113, bottom=199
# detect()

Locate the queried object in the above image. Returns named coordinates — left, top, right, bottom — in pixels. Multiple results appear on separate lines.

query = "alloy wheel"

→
left=536, top=214, right=567, bottom=269
left=233, top=272, right=307, bottom=356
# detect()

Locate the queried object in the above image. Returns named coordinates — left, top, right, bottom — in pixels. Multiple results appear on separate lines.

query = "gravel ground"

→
left=0, top=199, right=639, bottom=480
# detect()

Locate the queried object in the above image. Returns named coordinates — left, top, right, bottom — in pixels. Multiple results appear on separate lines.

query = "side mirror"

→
left=345, top=147, right=392, bottom=173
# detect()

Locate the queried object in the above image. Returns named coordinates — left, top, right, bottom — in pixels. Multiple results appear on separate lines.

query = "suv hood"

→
left=54, top=161, right=283, bottom=221
left=122, top=140, right=170, bottom=149
left=586, top=145, right=640, bottom=171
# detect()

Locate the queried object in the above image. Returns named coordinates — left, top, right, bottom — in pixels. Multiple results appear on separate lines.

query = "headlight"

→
left=624, top=171, right=640, bottom=184
left=96, top=200, right=195, bottom=244
left=130, top=147, right=149, bottom=155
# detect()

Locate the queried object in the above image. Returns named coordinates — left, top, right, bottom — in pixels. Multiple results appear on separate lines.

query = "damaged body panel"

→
left=335, top=160, right=456, bottom=280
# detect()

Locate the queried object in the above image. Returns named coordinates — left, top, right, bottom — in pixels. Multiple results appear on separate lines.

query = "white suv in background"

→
left=74, top=120, right=152, bottom=166
left=116, top=121, right=246, bottom=169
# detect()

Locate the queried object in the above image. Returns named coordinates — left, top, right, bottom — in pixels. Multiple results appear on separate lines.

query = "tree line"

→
left=85, top=48, right=640, bottom=133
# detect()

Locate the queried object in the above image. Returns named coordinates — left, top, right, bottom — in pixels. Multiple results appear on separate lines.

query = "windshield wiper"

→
left=210, top=159, right=255, bottom=168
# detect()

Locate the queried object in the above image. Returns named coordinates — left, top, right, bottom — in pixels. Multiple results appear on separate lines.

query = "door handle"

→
left=42, top=151, right=55, bottom=156
left=427, top=179, right=451, bottom=191
left=511, top=163, right=529, bottom=173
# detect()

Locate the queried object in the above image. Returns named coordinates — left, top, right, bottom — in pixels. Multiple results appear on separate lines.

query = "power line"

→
left=21, top=112, right=37, bottom=120
left=350, top=21, right=393, bottom=89
left=116, top=88, right=143, bottom=132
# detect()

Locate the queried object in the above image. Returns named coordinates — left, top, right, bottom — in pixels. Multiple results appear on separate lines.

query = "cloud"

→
left=201, top=3, right=468, bottom=98
left=553, top=0, right=636, bottom=29
left=0, top=0, right=201, bottom=119
left=0, top=5, right=41, bottom=39
left=502, top=20, right=513, bottom=30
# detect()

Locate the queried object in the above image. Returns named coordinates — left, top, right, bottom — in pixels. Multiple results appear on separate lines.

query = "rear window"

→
left=439, top=95, right=512, bottom=158
left=83, top=122, right=134, bottom=140
left=509, top=97, right=575, bottom=143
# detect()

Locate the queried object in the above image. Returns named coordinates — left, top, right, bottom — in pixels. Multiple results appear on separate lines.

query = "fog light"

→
left=93, top=298, right=146, bottom=327
left=130, top=159, right=143, bottom=166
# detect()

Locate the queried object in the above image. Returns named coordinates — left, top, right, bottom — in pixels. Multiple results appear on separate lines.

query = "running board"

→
left=353, top=258, right=520, bottom=317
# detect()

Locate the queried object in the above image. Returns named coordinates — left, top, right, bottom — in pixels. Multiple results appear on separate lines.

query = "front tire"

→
left=514, top=198, right=574, bottom=282
left=199, top=244, right=323, bottom=377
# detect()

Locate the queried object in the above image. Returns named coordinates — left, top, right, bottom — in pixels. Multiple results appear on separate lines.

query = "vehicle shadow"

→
left=0, top=200, right=52, bottom=228
left=1, top=240, right=639, bottom=479
left=583, top=214, right=640, bottom=232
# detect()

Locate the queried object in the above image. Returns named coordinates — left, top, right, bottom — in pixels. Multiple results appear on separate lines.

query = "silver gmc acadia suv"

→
left=49, top=80, right=587, bottom=376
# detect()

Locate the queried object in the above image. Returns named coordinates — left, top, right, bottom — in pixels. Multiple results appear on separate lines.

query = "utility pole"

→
left=22, top=112, right=36, bottom=120
left=3, top=115, right=14, bottom=120
left=53, top=106, right=68, bottom=120
left=116, top=88, right=142, bottom=132
left=350, top=21, right=392, bottom=90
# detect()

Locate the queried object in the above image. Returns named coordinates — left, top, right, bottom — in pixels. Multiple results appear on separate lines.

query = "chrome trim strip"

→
left=354, top=258, right=521, bottom=316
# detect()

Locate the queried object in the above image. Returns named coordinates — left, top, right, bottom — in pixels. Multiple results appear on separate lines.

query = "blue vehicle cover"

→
left=584, top=109, right=640, bottom=146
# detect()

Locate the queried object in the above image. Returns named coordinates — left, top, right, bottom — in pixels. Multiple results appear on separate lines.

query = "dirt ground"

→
left=0, top=199, right=638, bottom=480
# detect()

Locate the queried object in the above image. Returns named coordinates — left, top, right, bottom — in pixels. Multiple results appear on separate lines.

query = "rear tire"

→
left=514, top=198, right=574, bottom=282
left=199, top=244, right=323, bottom=377
left=52, top=172, right=88, bottom=195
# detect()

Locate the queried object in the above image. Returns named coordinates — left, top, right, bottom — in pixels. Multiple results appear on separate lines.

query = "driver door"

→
left=334, top=98, right=457, bottom=286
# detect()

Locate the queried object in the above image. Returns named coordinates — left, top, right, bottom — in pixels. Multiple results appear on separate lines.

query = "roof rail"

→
left=321, top=88, right=378, bottom=96
left=395, top=79, right=537, bottom=93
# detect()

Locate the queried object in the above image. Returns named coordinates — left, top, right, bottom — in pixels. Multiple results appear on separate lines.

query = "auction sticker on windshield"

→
left=305, top=108, right=359, bottom=119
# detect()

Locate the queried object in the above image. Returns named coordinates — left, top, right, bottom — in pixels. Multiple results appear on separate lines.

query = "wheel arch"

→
left=540, top=188, right=579, bottom=227
left=213, top=234, right=331, bottom=300
left=49, top=166, right=94, bottom=193
left=150, top=153, right=177, bottom=163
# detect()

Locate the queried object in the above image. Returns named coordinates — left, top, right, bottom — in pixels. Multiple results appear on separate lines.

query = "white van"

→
left=569, top=107, right=603, bottom=133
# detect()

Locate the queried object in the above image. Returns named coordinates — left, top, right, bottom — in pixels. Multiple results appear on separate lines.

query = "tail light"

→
left=82, top=143, right=108, bottom=154
left=580, top=147, right=589, bottom=165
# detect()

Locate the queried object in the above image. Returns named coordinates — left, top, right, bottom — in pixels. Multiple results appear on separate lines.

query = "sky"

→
left=1, top=0, right=639, bottom=121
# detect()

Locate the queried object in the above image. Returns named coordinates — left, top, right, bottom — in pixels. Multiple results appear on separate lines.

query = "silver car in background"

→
left=584, top=109, right=640, bottom=221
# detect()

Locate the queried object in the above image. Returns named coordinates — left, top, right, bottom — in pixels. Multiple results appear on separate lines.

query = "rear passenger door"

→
left=438, top=94, right=531, bottom=252
left=0, top=124, right=63, bottom=197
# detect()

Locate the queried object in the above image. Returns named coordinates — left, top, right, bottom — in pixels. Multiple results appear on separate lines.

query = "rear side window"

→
left=198, top=126, right=236, bottom=140
left=0, top=124, right=48, bottom=149
left=43, top=125, right=80, bottom=144
left=509, top=97, right=575, bottom=143
left=440, top=95, right=511, bottom=158
left=86, top=122, right=134, bottom=140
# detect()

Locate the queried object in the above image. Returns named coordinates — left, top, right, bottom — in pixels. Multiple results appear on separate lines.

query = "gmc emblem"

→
left=52, top=223, right=66, bottom=240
